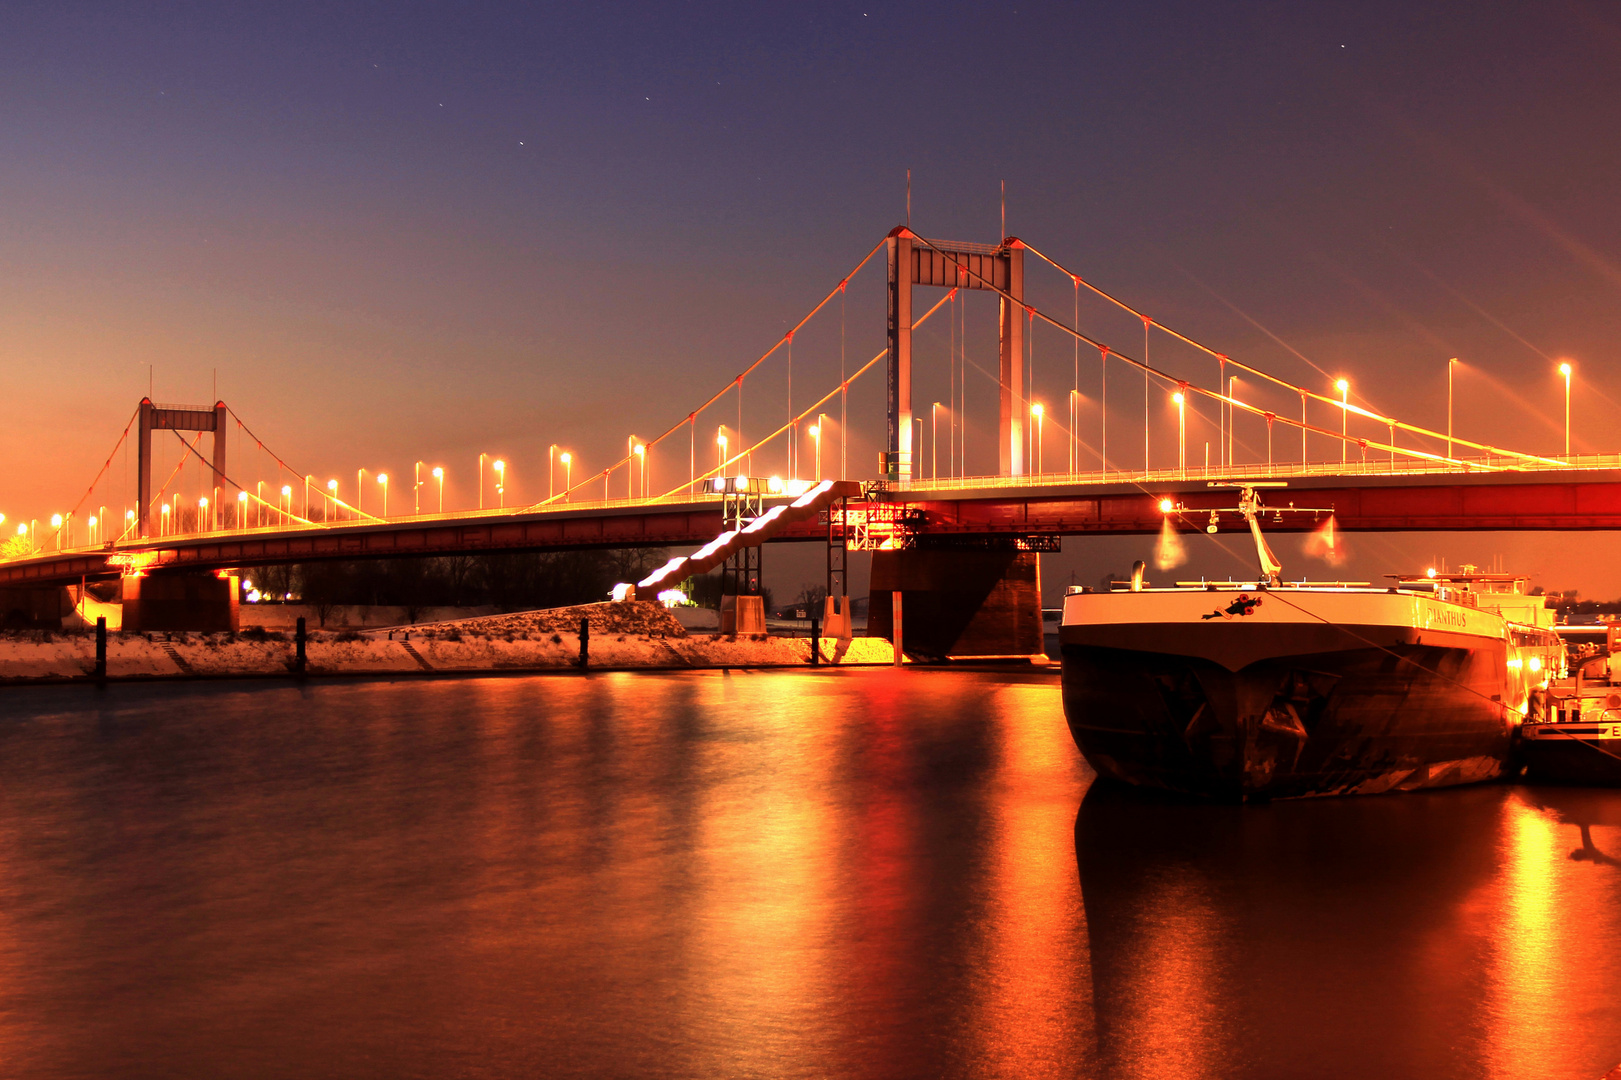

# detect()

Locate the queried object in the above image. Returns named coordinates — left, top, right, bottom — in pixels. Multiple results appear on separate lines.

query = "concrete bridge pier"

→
left=867, top=549, right=1043, bottom=660
left=121, top=572, right=240, bottom=634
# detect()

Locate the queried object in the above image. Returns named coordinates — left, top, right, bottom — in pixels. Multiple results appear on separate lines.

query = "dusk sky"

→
left=8, top=2, right=1621, bottom=596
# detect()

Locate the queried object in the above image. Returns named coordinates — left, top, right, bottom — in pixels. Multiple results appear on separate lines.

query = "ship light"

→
left=1206, top=510, right=1219, bottom=535
left=1528, top=655, right=1542, bottom=673
left=1426, top=567, right=1437, bottom=578
left=1158, top=498, right=1174, bottom=513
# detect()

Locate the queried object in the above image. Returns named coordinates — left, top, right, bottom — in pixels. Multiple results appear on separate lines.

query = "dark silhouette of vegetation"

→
left=686, top=570, right=772, bottom=612
left=261, top=548, right=668, bottom=626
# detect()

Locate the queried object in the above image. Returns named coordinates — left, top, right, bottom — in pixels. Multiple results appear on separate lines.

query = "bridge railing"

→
left=900, top=452, right=1621, bottom=493
left=12, top=453, right=1621, bottom=567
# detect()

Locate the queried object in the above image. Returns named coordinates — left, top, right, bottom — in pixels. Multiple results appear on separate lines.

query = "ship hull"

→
left=1058, top=589, right=1535, bottom=801
left=1518, top=725, right=1621, bottom=786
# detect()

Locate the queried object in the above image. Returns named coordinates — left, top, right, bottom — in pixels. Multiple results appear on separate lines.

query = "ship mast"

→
left=1238, top=484, right=1284, bottom=586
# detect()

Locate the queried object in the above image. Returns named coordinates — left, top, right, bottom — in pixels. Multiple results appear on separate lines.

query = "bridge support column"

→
left=867, top=549, right=1042, bottom=659
left=121, top=572, right=239, bottom=634
left=886, top=229, right=1025, bottom=481
left=136, top=399, right=228, bottom=538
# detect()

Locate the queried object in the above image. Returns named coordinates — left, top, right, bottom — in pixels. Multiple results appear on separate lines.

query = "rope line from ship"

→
left=1259, top=588, right=1530, bottom=723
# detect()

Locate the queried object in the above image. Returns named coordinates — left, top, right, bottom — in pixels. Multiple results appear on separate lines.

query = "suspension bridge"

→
left=6, top=225, right=1621, bottom=651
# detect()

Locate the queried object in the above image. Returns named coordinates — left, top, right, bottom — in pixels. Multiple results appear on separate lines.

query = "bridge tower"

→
left=137, top=399, right=228, bottom=537
left=886, top=228, right=1025, bottom=482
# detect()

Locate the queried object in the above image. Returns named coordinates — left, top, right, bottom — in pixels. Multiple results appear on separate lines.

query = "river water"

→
left=1, top=670, right=1618, bottom=1079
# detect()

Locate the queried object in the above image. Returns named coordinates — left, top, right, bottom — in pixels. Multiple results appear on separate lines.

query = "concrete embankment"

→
left=0, top=601, right=897, bottom=684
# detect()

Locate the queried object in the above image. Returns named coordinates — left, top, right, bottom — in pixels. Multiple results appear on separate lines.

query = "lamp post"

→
left=931, top=402, right=942, bottom=480
left=1447, top=357, right=1458, bottom=461
left=377, top=474, right=389, bottom=517
left=159, top=504, right=169, bottom=539
left=1173, top=389, right=1186, bottom=476
left=1229, top=375, right=1240, bottom=468
left=327, top=479, right=338, bottom=521
left=811, top=415, right=825, bottom=481
left=51, top=513, right=63, bottom=550
left=414, top=461, right=424, bottom=516
left=198, top=498, right=208, bottom=533
left=280, top=485, right=292, bottom=526
left=1336, top=378, right=1350, bottom=464
left=717, top=430, right=729, bottom=471
left=304, top=475, right=312, bottom=521
left=1030, top=403, right=1045, bottom=475
left=626, top=437, right=638, bottom=500
left=18, top=522, right=29, bottom=554
left=86, top=514, right=95, bottom=545
left=560, top=452, right=572, bottom=501
left=478, top=453, right=487, bottom=510
left=433, top=467, right=444, bottom=513
left=493, top=460, right=504, bottom=507
left=633, top=443, right=646, bottom=499
left=356, top=469, right=367, bottom=518
left=1560, top=361, right=1573, bottom=459
left=548, top=444, right=559, bottom=500
left=237, top=491, right=247, bottom=529
left=1069, top=389, right=1080, bottom=474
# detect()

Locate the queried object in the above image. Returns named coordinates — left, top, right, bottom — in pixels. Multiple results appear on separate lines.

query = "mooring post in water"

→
left=579, top=617, right=590, bottom=669
left=95, top=616, right=107, bottom=684
left=809, top=615, right=820, bottom=666
left=892, top=591, right=904, bottom=667
left=295, top=616, right=307, bottom=678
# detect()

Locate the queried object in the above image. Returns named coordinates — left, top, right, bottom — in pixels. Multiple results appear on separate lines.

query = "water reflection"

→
left=1076, top=781, right=1621, bottom=1080
left=0, top=674, right=1617, bottom=1078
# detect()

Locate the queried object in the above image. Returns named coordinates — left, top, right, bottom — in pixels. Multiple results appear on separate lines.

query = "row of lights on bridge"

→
left=0, top=360, right=1586, bottom=554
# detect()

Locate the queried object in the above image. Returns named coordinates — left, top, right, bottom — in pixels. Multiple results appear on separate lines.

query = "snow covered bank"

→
left=0, top=601, right=896, bottom=684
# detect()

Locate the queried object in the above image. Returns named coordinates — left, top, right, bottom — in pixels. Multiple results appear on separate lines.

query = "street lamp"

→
left=626, top=437, right=639, bottom=500
left=159, top=504, right=169, bottom=539
left=931, top=402, right=942, bottom=480
left=1030, top=403, right=1044, bottom=476
left=18, top=522, right=29, bottom=553
left=633, top=443, right=646, bottom=499
left=478, top=453, right=487, bottom=510
left=1172, top=389, right=1186, bottom=476
left=717, top=429, right=729, bottom=471
left=493, top=460, right=505, bottom=507
left=560, top=452, right=572, bottom=501
left=548, top=444, right=559, bottom=500
left=237, top=491, right=247, bottom=529
left=810, top=415, right=825, bottom=482
left=432, top=467, right=444, bottom=513
left=1560, top=361, right=1573, bottom=459
left=327, top=479, right=339, bottom=521
left=281, top=484, right=293, bottom=526
left=51, top=513, right=63, bottom=549
left=357, top=469, right=367, bottom=518
left=198, top=497, right=209, bottom=533
left=1336, top=378, right=1350, bottom=464
left=87, top=515, right=96, bottom=544
left=1447, top=357, right=1458, bottom=461
left=414, top=461, right=424, bottom=516
left=377, top=473, right=389, bottom=517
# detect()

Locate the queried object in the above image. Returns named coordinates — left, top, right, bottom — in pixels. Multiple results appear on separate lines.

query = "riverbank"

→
left=0, top=601, right=899, bottom=684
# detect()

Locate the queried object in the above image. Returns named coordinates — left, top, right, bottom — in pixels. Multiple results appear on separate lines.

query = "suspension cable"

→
left=905, top=233, right=1525, bottom=470
left=520, top=236, right=888, bottom=510
left=1017, top=239, right=1563, bottom=467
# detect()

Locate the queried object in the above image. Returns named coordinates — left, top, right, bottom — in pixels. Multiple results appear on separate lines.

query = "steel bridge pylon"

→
left=137, top=398, right=227, bottom=538
left=886, top=227, right=1025, bottom=482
